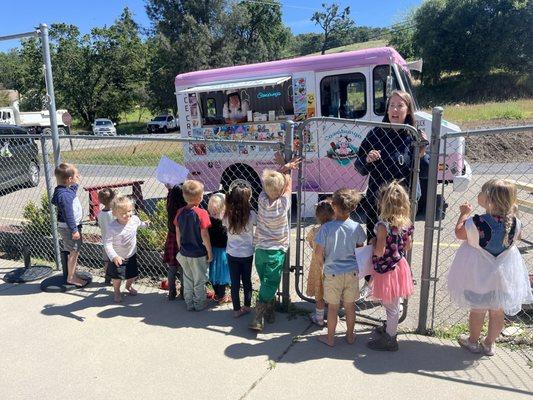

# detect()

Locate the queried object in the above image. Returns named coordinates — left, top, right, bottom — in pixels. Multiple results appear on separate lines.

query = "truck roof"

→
left=175, top=47, right=407, bottom=88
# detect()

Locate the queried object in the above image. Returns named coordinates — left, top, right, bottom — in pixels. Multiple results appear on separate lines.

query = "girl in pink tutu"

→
left=367, top=181, right=414, bottom=351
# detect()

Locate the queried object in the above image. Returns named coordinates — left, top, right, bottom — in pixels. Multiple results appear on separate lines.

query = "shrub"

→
left=137, top=199, right=167, bottom=251
left=22, top=194, right=52, bottom=237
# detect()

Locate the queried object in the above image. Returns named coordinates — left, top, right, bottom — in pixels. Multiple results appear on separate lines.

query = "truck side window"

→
left=320, top=73, right=366, bottom=119
left=373, top=65, right=399, bottom=116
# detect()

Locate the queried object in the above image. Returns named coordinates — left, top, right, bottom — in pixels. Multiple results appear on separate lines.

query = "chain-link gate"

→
left=292, top=117, right=424, bottom=325
left=0, top=132, right=284, bottom=288
left=420, top=122, right=533, bottom=359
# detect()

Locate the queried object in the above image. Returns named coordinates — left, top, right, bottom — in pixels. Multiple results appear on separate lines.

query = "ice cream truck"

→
left=174, top=47, right=470, bottom=201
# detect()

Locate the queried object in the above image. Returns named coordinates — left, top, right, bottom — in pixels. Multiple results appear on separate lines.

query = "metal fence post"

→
left=417, top=107, right=443, bottom=334
left=40, top=135, right=61, bottom=270
left=281, top=121, right=295, bottom=311
left=39, top=23, right=61, bottom=166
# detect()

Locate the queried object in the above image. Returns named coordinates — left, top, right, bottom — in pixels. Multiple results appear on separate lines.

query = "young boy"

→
left=249, top=156, right=300, bottom=332
left=51, top=163, right=86, bottom=287
left=104, top=195, right=148, bottom=303
left=174, top=180, right=212, bottom=311
left=97, top=188, right=115, bottom=285
left=315, top=188, right=366, bottom=347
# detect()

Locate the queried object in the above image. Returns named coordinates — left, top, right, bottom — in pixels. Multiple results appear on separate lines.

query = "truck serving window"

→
left=373, top=65, right=399, bottom=116
left=320, top=73, right=366, bottom=119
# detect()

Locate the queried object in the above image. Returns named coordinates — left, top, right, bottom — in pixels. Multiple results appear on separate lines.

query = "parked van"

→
left=174, top=47, right=470, bottom=198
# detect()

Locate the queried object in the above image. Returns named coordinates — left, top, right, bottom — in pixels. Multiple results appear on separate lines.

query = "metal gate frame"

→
left=292, top=116, right=424, bottom=325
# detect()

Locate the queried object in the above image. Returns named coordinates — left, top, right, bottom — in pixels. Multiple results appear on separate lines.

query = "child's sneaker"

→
left=457, top=334, right=482, bottom=353
left=367, top=332, right=399, bottom=352
left=481, top=339, right=496, bottom=356
left=310, top=312, right=324, bottom=326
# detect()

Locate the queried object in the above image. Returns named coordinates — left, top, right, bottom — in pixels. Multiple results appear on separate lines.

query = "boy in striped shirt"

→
left=249, top=156, right=300, bottom=331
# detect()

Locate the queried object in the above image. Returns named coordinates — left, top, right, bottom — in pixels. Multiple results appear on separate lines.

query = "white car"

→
left=147, top=114, right=178, bottom=133
left=92, top=118, right=117, bottom=136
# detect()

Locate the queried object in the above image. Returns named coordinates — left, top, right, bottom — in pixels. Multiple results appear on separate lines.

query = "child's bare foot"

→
left=114, top=293, right=122, bottom=303
left=345, top=333, right=356, bottom=344
left=67, top=277, right=86, bottom=287
left=126, top=287, right=137, bottom=296
left=318, top=335, right=335, bottom=347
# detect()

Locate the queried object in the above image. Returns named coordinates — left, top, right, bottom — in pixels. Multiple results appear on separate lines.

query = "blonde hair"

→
left=208, top=193, right=226, bottom=219
left=54, top=163, right=77, bottom=184
left=182, top=180, right=204, bottom=203
left=331, top=188, right=361, bottom=214
left=378, top=181, right=411, bottom=228
left=111, top=195, right=133, bottom=213
left=481, top=179, right=517, bottom=246
left=262, top=169, right=286, bottom=199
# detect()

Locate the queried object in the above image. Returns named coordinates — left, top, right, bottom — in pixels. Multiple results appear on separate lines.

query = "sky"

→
left=0, top=0, right=422, bottom=52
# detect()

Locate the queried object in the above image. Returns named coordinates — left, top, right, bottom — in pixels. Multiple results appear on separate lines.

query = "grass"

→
left=61, top=141, right=184, bottom=167
left=427, top=99, right=533, bottom=124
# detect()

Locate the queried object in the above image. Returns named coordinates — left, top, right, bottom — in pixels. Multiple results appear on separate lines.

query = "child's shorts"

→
left=58, top=225, right=83, bottom=252
left=107, top=254, right=139, bottom=280
left=323, top=271, right=359, bottom=305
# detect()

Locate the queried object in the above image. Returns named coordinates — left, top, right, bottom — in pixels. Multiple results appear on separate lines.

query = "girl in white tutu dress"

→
left=447, top=179, right=533, bottom=356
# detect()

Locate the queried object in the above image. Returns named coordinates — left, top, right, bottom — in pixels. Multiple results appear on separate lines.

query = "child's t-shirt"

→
left=254, top=191, right=290, bottom=251
left=315, top=218, right=366, bottom=276
left=224, top=211, right=257, bottom=258
left=209, top=217, right=228, bottom=249
left=104, top=215, right=146, bottom=260
left=174, top=206, right=211, bottom=258
left=51, top=184, right=83, bottom=232
left=97, top=209, right=114, bottom=242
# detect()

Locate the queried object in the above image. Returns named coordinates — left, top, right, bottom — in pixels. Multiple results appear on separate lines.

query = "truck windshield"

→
left=154, top=116, right=167, bottom=121
left=96, top=120, right=112, bottom=126
left=398, top=68, right=419, bottom=110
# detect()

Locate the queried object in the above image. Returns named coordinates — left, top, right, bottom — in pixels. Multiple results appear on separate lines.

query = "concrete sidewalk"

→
left=0, top=267, right=531, bottom=400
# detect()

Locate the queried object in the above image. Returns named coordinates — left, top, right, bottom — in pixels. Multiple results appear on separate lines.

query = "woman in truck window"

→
left=223, top=91, right=249, bottom=124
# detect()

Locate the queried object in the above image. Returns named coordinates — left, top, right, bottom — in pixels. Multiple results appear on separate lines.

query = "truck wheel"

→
left=42, top=127, right=52, bottom=136
left=58, top=127, right=67, bottom=136
left=26, top=161, right=40, bottom=187
left=163, top=126, right=168, bottom=133
left=221, top=164, right=261, bottom=210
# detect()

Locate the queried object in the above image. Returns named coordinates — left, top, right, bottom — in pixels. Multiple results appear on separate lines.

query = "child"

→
left=249, top=156, right=300, bottom=331
left=51, top=163, right=86, bottom=287
left=448, top=179, right=533, bottom=356
left=163, top=183, right=187, bottom=300
left=306, top=200, right=335, bottom=326
left=104, top=195, right=149, bottom=303
left=315, top=189, right=366, bottom=346
left=175, top=180, right=212, bottom=311
left=224, top=182, right=257, bottom=318
left=367, top=181, right=414, bottom=352
left=207, top=193, right=231, bottom=304
left=97, top=188, right=115, bottom=285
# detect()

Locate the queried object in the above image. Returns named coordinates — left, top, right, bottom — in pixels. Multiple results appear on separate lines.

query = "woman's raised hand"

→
left=366, top=150, right=381, bottom=163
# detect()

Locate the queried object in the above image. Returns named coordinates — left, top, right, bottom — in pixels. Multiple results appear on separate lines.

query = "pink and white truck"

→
left=174, top=47, right=470, bottom=198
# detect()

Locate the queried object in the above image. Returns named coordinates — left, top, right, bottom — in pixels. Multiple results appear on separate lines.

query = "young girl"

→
left=448, top=179, right=533, bottom=356
left=104, top=195, right=149, bottom=303
left=207, top=193, right=231, bottom=304
left=367, top=181, right=414, bottom=352
left=306, top=200, right=334, bottom=326
left=224, top=182, right=257, bottom=318
left=97, top=188, right=116, bottom=285
left=163, top=183, right=187, bottom=300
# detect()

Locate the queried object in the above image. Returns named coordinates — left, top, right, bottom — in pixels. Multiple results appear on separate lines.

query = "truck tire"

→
left=58, top=126, right=67, bottom=136
left=163, top=126, right=168, bottom=133
left=42, top=127, right=52, bottom=136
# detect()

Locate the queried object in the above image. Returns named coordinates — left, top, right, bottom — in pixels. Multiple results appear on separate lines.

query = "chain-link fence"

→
left=0, top=132, right=284, bottom=289
left=419, top=120, right=533, bottom=359
left=293, top=117, right=425, bottom=326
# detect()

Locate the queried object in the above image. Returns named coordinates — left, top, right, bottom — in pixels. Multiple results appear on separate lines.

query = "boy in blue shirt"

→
left=51, top=163, right=86, bottom=287
left=315, top=188, right=366, bottom=347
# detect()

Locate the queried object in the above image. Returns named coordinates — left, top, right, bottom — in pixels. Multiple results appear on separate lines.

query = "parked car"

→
left=92, top=118, right=117, bottom=136
left=0, top=124, right=40, bottom=191
left=147, top=114, right=178, bottom=133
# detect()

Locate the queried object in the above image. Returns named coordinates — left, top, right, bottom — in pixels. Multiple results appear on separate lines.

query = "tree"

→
left=311, top=2, right=355, bottom=54
left=411, top=0, right=532, bottom=83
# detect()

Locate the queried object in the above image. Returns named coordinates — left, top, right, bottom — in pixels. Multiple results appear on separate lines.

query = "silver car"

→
left=92, top=118, right=117, bottom=136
